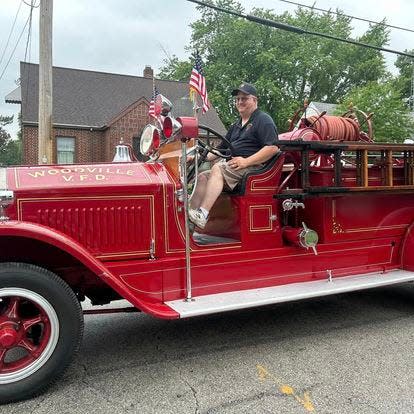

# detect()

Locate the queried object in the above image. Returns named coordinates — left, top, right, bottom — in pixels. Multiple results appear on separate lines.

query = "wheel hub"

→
left=0, top=326, right=18, bottom=348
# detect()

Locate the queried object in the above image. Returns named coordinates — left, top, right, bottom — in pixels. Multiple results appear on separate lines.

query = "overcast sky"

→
left=1, top=0, right=413, bottom=138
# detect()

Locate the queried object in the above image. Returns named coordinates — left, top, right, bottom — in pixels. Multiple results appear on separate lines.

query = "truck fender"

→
left=0, top=221, right=177, bottom=318
left=400, top=220, right=414, bottom=271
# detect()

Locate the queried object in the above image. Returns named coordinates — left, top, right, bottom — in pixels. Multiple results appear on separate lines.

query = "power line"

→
left=23, top=0, right=35, bottom=111
left=24, top=0, right=35, bottom=62
left=157, top=41, right=174, bottom=66
left=22, top=0, right=40, bottom=7
left=187, top=0, right=414, bottom=59
left=0, top=1, right=23, bottom=68
left=0, top=13, right=31, bottom=82
left=0, top=0, right=38, bottom=83
left=277, top=0, right=414, bottom=34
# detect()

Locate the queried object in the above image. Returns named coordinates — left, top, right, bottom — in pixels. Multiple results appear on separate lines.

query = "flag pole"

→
left=189, top=51, right=209, bottom=116
left=190, top=88, right=199, bottom=117
left=152, top=76, right=156, bottom=125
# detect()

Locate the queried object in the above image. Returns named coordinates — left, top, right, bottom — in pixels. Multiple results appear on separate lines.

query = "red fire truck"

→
left=1, top=95, right=414, bottom=403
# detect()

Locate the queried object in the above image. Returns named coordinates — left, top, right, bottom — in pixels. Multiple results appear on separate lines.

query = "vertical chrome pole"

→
left=181, top=140, right=193, bottom=301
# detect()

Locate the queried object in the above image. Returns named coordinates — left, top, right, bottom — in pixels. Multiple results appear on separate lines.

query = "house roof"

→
left=309, top=101, right=338, bottom=115
left=15, top=62, right=226, bottom=134
left=5, top=86, right=21, bottom=103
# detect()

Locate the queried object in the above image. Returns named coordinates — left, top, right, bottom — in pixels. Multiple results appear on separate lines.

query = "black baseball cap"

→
left=231, top=82, right=257, bottom=97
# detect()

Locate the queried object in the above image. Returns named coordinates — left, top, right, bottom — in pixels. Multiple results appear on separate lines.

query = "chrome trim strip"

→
left=165, top=270, right=414, bottom=318
left=0, top=168, right=7, bottom=190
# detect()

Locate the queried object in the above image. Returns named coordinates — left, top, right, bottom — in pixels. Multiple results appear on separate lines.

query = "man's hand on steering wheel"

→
left=186, top=125, right=235, bottom=182
left=196, top=139, right=232, bottom=162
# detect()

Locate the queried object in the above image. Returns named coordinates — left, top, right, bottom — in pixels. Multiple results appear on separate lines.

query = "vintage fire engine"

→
left=1, top=95, right=414, bottom=403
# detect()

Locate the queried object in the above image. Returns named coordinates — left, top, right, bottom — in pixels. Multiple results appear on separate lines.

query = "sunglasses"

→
left=234, top=96, right=252, bottom=103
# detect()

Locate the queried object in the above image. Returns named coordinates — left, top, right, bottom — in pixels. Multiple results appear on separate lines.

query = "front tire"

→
left=0, top=262, right=84, bottom=404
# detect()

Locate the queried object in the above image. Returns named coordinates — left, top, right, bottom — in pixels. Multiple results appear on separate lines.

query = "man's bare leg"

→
left=190, top=172, right=208, bottom=209
left=200, top=164, right=224, bottom=212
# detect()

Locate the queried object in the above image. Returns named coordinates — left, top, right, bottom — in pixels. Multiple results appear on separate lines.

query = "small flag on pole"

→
left=189, top=52, right=210, bottom=113
left=148, top=83, right=159, bottom=118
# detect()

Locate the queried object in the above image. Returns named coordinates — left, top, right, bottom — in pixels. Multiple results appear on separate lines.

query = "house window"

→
left=57, top=137, right=75, bottom=164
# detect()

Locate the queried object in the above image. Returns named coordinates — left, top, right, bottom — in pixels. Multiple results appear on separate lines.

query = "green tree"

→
left=394, top=49, right=414, bottom=108
left=335, top=81, right=414, bottom=142
left=158, top=56, right=193, bottom=82
left=0, top=115, right=21, bottom=166
left=159, top=0, right=390, bottom=132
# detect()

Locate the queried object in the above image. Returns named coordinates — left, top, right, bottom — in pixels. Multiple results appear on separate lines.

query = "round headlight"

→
left=140, top=125, right=160, bottom=156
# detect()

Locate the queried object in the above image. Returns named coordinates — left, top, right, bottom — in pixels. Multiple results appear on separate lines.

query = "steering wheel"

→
left=288, top=104, right=308, bottom=132
left=187, top=124, right=235, bottom=182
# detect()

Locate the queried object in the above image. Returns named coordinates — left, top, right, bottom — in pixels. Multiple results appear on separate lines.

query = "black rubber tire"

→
left=0, top=262, right=84, bottom=404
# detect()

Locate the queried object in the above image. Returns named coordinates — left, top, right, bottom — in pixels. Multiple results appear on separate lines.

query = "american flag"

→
left=189, top=52, right=210, bottom=113
left=148, top=84, right=159, bottom=118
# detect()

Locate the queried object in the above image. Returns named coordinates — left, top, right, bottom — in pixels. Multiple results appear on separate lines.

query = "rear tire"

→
left=0, top=262, right=84, bottom=404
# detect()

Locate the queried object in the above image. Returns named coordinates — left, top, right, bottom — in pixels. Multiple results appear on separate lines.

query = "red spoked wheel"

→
left=0, top=263, right=83, bottom=404
left=0, top=289, right=58, bottom=381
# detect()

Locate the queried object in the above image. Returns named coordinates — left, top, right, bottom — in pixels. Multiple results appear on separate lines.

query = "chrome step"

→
left=165, top=270, right=414, bottom=318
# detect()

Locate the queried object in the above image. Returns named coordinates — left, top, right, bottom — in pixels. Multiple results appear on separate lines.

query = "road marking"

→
left=257, top=364, right=315, bottom=412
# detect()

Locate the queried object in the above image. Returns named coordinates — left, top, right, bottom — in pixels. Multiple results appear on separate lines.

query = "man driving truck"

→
left=189, top=82, right=279, bottom=229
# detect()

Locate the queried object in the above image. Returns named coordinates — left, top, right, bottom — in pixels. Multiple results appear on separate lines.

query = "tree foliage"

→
left=394, top=49, right=414, bottom=108
left=158, top=56, right=193, bottom=82
left=159, top=0, right=390, bottom=132
left=335, top=81, right=414, bottom=142
left=0, top=115, right=13, bottom=146
left=0, top=115, right=21, bottom=166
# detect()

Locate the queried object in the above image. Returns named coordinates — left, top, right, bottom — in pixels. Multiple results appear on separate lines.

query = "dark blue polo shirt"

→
left=225, top=109, right=278, bottom=157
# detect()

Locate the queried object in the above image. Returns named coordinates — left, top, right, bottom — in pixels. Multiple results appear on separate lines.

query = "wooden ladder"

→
left=277, top=140, right=414, bottom=197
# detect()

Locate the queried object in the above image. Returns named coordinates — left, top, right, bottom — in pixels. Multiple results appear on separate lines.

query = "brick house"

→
left=5, top=62, right=226, bottom=165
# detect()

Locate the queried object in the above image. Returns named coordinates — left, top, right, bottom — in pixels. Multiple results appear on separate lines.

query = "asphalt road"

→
left=3, top=284, right=414, bottom=414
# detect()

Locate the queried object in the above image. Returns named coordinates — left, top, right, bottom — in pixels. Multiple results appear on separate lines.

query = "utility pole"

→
left=38, top=0, right=53, bottom=164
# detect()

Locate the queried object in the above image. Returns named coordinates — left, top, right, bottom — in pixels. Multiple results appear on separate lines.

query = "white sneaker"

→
left=189, top=208, right=207, bottom=229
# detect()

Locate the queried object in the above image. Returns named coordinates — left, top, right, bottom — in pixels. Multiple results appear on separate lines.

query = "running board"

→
left=165, top=270, right=414, bottom=318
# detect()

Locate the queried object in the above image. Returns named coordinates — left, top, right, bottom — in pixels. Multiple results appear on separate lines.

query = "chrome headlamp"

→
left=140, top=124, right=161, bottom=160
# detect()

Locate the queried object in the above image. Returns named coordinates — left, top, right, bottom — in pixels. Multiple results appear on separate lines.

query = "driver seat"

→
left=229, top=152, right=285, bottom=196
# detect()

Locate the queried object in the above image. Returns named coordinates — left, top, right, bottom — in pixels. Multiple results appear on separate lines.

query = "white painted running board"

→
left=165, top=270, right=414, bottom=318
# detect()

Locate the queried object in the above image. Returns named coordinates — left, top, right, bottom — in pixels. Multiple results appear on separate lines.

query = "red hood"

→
left=4, top=162, right=173, bottom=193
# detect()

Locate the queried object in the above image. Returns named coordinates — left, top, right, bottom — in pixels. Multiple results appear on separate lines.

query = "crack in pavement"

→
left=173, top=361, right=200, bottom=414
left=205, top=390, right=283, bottom=413
left=183, top=375, right=200, bottom=414
left=77, top=361, right=134, bottom=414
left=29, top=395, right=48, bottom=414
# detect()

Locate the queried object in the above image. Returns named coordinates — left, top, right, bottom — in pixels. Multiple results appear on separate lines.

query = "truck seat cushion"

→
left=201, top=159, right=264, bottom=191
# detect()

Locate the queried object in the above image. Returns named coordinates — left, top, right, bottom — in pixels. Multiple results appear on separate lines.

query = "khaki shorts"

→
left=200, top=159, right=262, bottom=191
